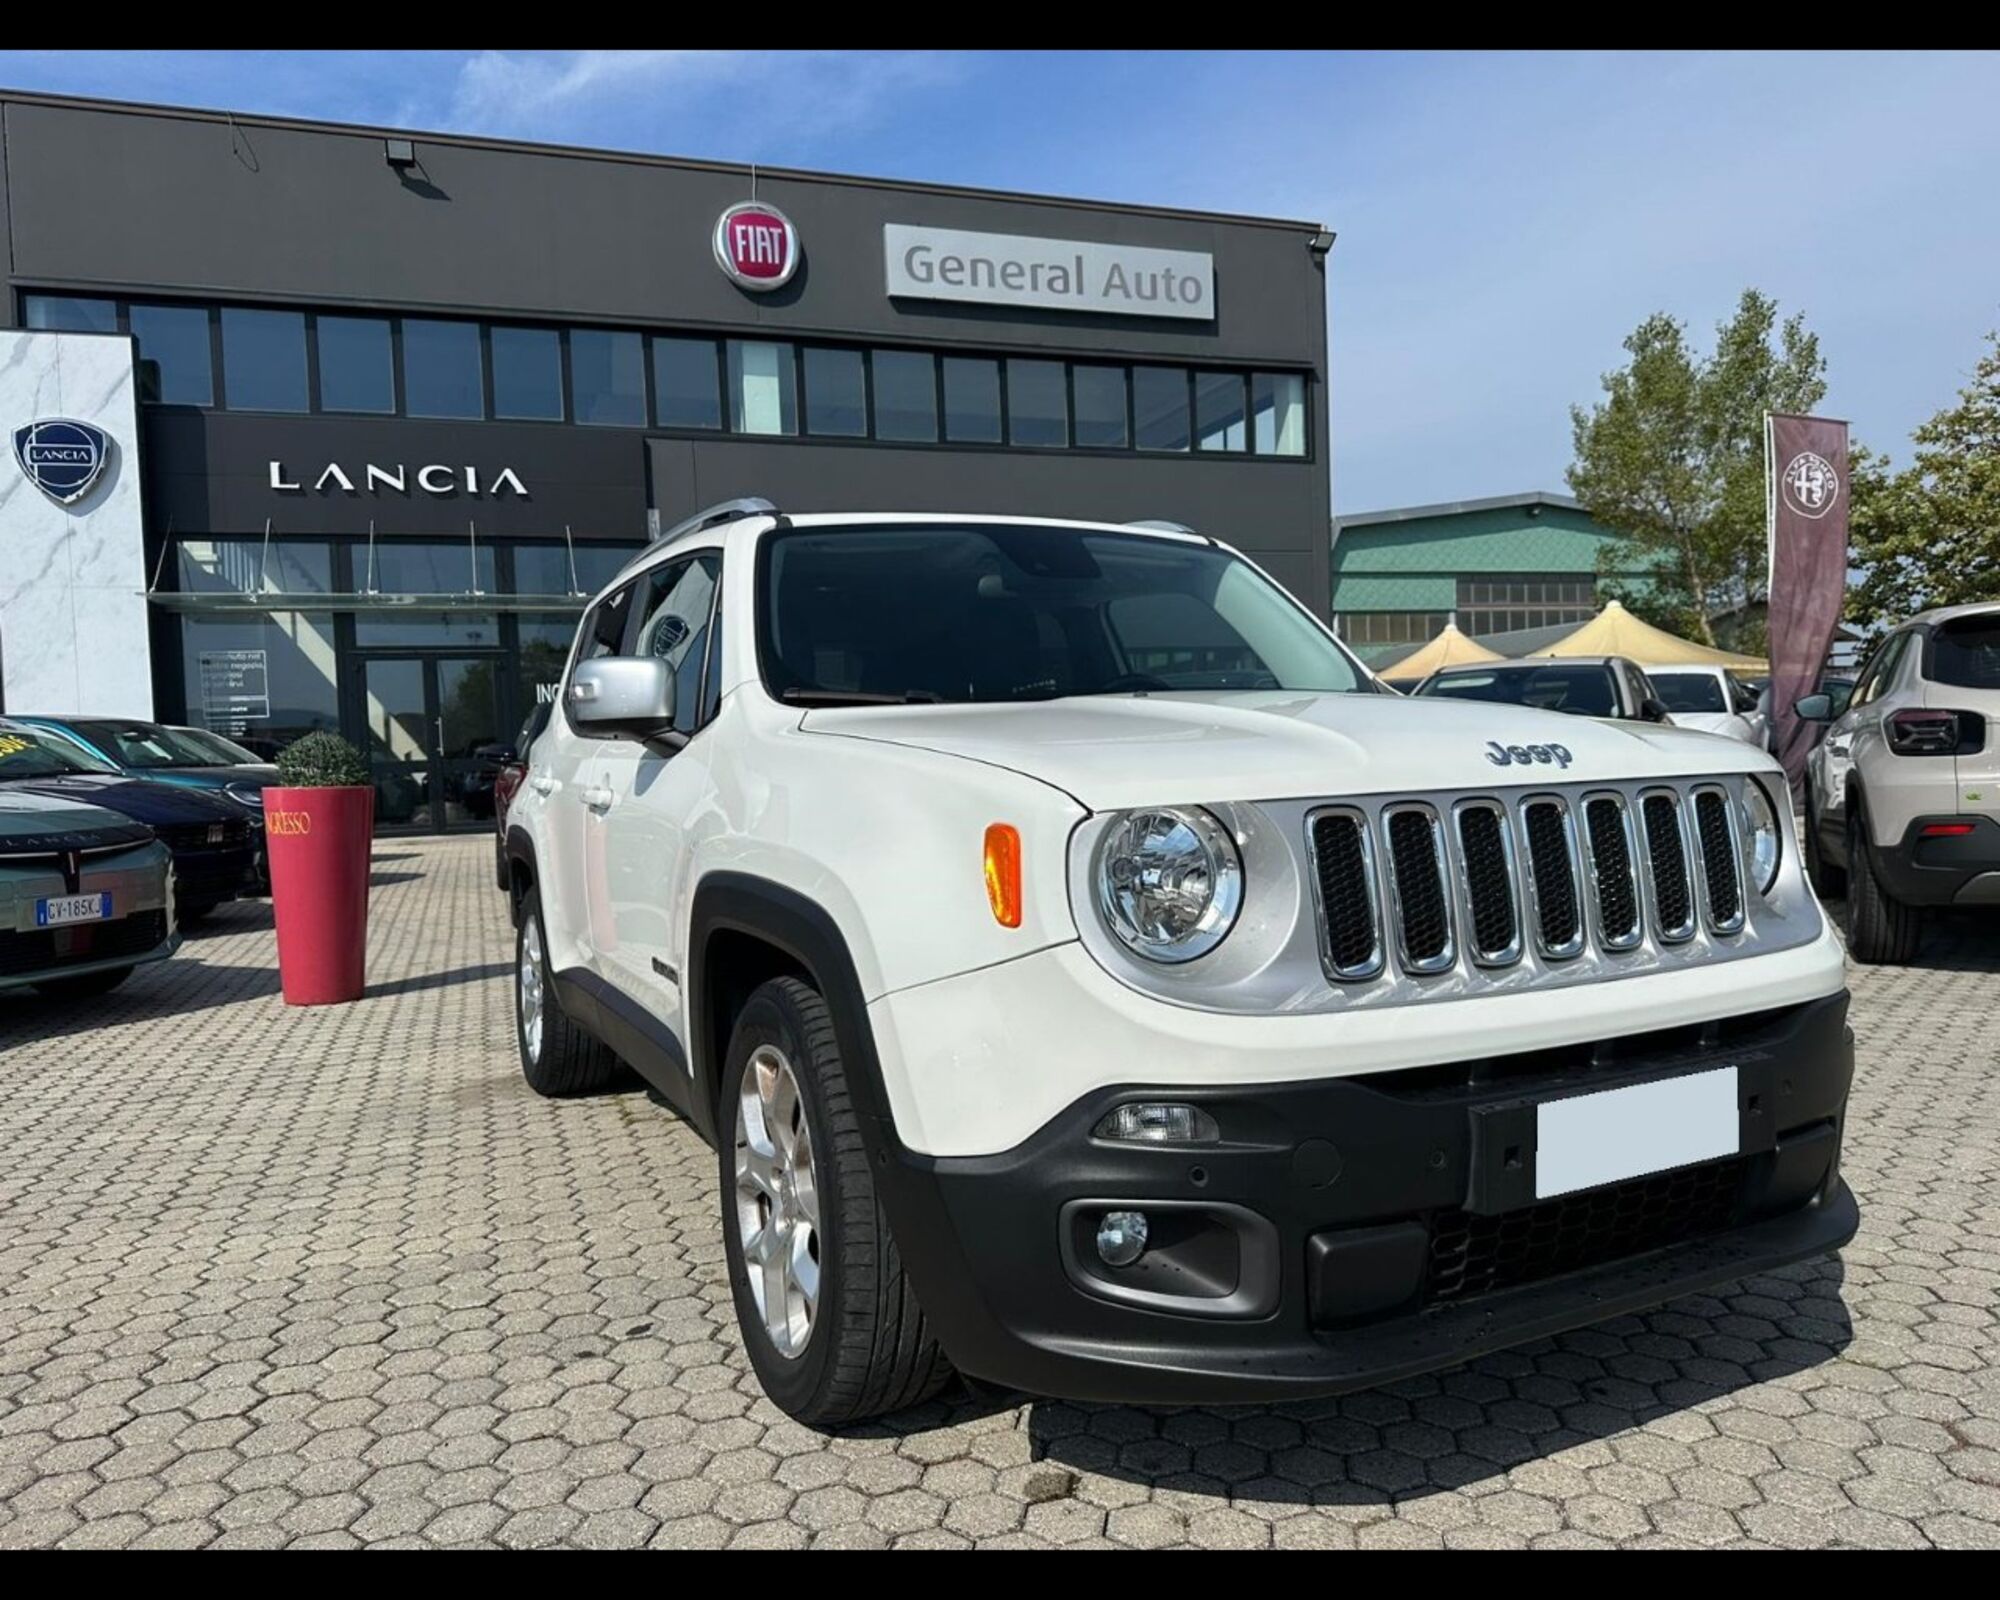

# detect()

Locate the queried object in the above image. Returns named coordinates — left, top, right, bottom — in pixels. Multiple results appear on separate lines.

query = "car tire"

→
left=1803, top=795, right=1847, bottom=900
left=514, top=887, right=625, bottom=1096
left=34, top=965, right=134, bottom=999
left=718, top=975, right=953, bottom=1427
left=1846, top=804, right=1921, bottom=965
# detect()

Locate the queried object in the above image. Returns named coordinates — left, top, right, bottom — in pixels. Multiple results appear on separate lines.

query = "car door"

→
left=537, top=579, right=637, bottom=969
left=585, top=549, right=724, bottom=1034
left=1831, top=631, right=1911, bottom=832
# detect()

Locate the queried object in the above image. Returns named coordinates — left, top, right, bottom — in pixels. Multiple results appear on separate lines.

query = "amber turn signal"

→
left=983, top=823, right=1022, bottom=928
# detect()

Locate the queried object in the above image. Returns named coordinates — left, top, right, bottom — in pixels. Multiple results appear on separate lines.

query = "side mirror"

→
left=1640, top=697, right=1671, bottom=723
left=1793, top=693, right=1833, bottom=722
left=568, top=657, right=682, bottom=747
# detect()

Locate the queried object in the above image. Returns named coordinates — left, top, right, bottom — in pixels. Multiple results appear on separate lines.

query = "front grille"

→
left=1384, top=807, right=1452, bottom=972
left=1427, top=1157, right=1746, bottom=1304
left=1300, top=776, right=1763, bottom=992
left=1641, top=793, right=1696, bottom=940
left=1694, top=789, right=1745, bottom=933
left=0, top=910, right=169, bottom=978
left=1308, top=810, right=1382, bottom=978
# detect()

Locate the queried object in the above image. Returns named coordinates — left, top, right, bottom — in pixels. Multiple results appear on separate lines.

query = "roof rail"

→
left=1124, top=518, right=1197, bottom=536
left=651, top=496, right=781, bottom=545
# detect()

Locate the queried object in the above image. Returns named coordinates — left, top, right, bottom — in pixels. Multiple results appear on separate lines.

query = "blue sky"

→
left=2, top=50, right=1995, bottom=514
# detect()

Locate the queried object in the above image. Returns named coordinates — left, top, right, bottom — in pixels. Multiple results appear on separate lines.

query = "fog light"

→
left=1095, top=1210, right=1149, bottom=1267
left=1093, top=1103, right=1219, bottom=1145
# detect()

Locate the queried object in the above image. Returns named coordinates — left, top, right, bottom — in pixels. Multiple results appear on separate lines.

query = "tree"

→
left=1848, top=329, right=2000, bottom=626
left=1567, top=290, right=1827, bottom=644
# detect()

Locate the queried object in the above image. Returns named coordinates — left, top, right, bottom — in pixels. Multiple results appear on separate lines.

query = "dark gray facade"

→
left=0, top=90, right=1331, bottom=828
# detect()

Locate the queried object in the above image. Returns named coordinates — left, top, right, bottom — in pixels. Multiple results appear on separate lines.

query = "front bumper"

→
left=875, top=992, right=1856, bottom=1406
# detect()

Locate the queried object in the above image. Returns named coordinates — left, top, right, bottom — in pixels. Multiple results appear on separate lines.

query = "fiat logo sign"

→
left=714, top=202, right=800, bottom=292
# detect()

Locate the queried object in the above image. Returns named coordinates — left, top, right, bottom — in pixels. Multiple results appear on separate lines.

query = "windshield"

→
left=1649, top=673, right=1726, bottom=714
left=1417, top=664, right=1619, bottom=717
left=0, top=727, right=117, bottom=779
left=74, top=721, right=232, bottom=769
left=758, top=524, right=1367, bottom=704
left=173, top=726, right=264, bottom=765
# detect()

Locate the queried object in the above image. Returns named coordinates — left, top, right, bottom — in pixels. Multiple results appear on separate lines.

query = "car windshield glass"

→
left=1418, top=665, right=1618, bottom=717
left=75, top=722, right=224, bottom=768
left=174, top=727, right=262, bottom=764
left=1930, top=617, right=2000, bottom=689
left=1649, top=673, right=1726, bottom=713
left=758, top=524, right=1366, bottom=704
left=0, top=727, right=115, bottom=778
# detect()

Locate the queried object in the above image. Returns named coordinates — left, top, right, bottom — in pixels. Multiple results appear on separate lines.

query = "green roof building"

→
left=1329, top=490, right=1654, bottom=664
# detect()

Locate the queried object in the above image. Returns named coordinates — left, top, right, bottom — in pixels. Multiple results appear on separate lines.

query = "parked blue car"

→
left=14, top=716, right=275, bottom=891
left=0, top=721, right=257, bottom=921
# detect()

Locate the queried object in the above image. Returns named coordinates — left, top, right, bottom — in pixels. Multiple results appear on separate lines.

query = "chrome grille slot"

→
left=1641, top=790, right=1697, bottom=942
left=1520, top=798, right=1585, bottom=960
left=1305, top=807, right=1384, bottom=980
left=1581, top=793, right=1643, bottom=951
left=1382, top=804, right=1454, bottom=974
left=1693, top=787, right=1746, bottom=934
left=1453, top=800, right=1521, bottom=966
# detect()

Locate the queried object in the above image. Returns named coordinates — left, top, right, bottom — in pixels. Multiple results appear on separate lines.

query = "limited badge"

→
left=14, top=417, right=111, bottom=506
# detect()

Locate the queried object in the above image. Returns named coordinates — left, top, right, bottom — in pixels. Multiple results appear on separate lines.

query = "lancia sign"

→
left=14, top=417, right=111, bottom=506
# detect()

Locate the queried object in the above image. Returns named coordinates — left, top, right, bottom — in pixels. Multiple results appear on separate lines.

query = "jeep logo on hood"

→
left=1485, top=740, right=1573, bottom=769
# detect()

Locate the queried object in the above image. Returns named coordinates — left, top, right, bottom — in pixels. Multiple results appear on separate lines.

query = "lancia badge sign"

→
left=14, top=417, right=111, bottom=506
left=713, top=202, right=800, bottom=292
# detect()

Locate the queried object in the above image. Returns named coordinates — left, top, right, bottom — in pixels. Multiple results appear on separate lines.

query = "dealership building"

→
left=0, top=90, right=1331, bottom=830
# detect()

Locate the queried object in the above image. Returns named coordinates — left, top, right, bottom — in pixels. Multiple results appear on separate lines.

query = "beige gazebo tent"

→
left=1377, top=622, right=1505, bottom=686
left=1530, top=600, right=1766, bottom=671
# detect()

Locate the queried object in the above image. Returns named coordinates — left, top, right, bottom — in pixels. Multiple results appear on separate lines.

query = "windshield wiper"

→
left=779, top=688, right=946, bottom=707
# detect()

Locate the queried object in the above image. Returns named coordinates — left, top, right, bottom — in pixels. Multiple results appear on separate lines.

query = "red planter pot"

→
left=262, top=785, right=375, bottom=1006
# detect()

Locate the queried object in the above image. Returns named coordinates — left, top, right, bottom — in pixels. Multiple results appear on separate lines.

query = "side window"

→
left=630, top=553, right=723, bottom=733
left=563, top=581, right=637, bottom=733
left=1853, top=633, right=1906, bottom=708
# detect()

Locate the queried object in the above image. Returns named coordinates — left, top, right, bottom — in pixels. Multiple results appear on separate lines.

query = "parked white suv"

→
left=504, top=502, right=1856, bottom=1427
left=1798, top=601, right=2000, bottom=963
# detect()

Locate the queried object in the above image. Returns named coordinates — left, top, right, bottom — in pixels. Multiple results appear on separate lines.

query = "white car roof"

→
left=1907, top=600, right=2000, bottom=628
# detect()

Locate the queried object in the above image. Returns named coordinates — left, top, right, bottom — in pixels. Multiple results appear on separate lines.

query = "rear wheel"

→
left=719, top=976, right=952, bottom=1427
left=1846, top=805, right=1921, bottom=965
left=514, top=888, right=625, bottom=1095
left=35, top=965, right=133, bottom=1000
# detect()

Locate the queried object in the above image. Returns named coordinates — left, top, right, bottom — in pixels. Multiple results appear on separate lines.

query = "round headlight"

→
left=1094, top=806, right=1243, bottom=963
left=1744, top=778, right=1782, bottom=893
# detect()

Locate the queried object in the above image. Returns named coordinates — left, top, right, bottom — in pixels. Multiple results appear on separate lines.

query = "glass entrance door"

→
left=358, top=655, right=504, bottom=831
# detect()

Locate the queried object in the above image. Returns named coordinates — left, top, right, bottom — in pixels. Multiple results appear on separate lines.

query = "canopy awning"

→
left=1375, top=622, right=1504, bottom=684
left=1529, top=600, right=1767, bottom=671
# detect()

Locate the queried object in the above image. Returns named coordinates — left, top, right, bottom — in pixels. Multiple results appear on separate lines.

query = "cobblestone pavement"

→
left=0, top=836, right=1996, bottom=1549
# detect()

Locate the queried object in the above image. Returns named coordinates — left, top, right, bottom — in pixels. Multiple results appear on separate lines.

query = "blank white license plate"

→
left=1536, top=1067, right=1739, bottom=1200
left=36, top=893, right=113, bottom=928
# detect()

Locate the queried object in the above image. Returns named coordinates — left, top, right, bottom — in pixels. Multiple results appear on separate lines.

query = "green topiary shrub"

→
left=276, top=731, right=370, bottom=789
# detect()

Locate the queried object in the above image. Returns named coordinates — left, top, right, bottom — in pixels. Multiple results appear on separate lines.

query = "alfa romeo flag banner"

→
left=1765, top=412, right=1850, bottom=791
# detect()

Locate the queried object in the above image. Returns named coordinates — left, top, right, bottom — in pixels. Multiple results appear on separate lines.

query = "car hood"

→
left=0, top=788, right=152, bottom=845
left=801, top=690, right=1777, bottom=810
left=2, top=773, right=244, bottom=824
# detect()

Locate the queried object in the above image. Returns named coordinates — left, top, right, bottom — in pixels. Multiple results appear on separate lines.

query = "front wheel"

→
left=35, top=965, right=134, bottom=999
left=718, top=976, right=952, bottom=1427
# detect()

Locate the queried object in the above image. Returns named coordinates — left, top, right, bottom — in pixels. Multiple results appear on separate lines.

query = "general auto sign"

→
left=714, top=202, right=800, bottom=292
left=883, top=224, right=1215, bottom=321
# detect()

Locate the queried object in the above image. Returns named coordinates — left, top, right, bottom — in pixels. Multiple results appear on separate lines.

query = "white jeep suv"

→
left=1798, top=601, right=2000, bottom=963
left=504, top=501, right=1857, bottom=1427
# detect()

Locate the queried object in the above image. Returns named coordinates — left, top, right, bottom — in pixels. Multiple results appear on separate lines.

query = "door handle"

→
left=581, top=785, right=614, bottom=812
left=529, top=775, right=559, bottom=796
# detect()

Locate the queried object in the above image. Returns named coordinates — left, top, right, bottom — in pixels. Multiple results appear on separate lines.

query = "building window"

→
left=727, top=340, right=797, bottom=435
left=1073, top=365, right=1129, bottom=449
left=1336, top=611, right=1451, bottom=647
left=1456, top=575, right=1596, bottom=637
left=653, top=337, right=721, bottom=430
left=511, top=543, right=631, bottom=599
left=178, top=539, right=333, bottom=596
left=221, top=307, right=309, bottom=412
left=871, top=349, right=937, bottom=442
left=1195, top=370, right=1247, bottom=452
left=316, top=315, right=395, bottom=414
left=402, top=318, right=484, bottom=419
left=1253, top=372, right=1306, bottom=457
left=1007, top=359, right=1068, bottom=448
left=942, top=356, right=1003, bottom=444
left=180, top=611, right=340, bottom=756
left=128, top=304, right=214, bottom=406
left=571, top=328, right=647, bottom=427
left=24, top=295, right=118, bottom=333
left=1133, top=367, right=1190, bottom=452
left=802, top=347, right=867, bottom=437
left=356, top=540, right=496, bottom=602
left=490, top=325, right=563, bottom=421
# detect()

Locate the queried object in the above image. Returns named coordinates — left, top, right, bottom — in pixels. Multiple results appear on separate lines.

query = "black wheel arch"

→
left=504, top=826, right=538, bottom=924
